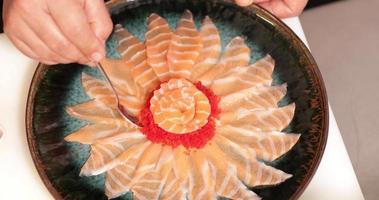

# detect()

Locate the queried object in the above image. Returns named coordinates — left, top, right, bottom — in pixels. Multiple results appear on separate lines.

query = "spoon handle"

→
left=96, top=62, right=140, bottom=126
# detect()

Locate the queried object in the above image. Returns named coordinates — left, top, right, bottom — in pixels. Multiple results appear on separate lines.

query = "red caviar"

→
left=139, top=82, right=219, bottom=149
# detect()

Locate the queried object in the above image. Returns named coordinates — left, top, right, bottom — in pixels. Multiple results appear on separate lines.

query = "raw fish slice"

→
left=81, top=73, right=115, bottom=105
left=105, top=166, right=133, bottom=198
left=219, top=84, right=287, bottom=112
left=146, top=14, right=172, bottom=82
left=118, top=95, right=146, bottom=117
left=97, top=141, right=151, bottom=179
left=97, top=131, right=146, bottom=146
left=106, top=145, right=173, bottom=199
left=188, top=151, right=216, bottom=200
left=198, top=37, right=250, bottom=86
left=64, top=123, right=136, bottom=144
left=150, top=87, right=196, bottom=125
left=114, top=24, right=160, bottom=92
left=131, top=172, right=164, bottom=200
left=79, top=132, right=147, bottom=176
left=167, top=10, right=203, bottom=79
left=190, top=16, right=221, bottom=80
left=219, top=103, right=296, bottom=131
left=153, top=87, right=210, bottom=133
left=150, top=79, right=211, bottom=133
left=203, top=144, right=260, bottom=200
left=128, top=144, right=162, bottom=185
left=81, top=72, right=145, bottom=116
left=105, top=148, right=142, bottom=198
left=211, top=55, right=275, bottom=96
left=213, top=136, right=293, bottom=187
left=154, top=145, right=175, bottom=171
left=173, top=146, right=191, bottom=181
left=216, top=125, right=300, bottom=161
left=81, top=143, right=124, bottom=176
left=130, top=146, right=174, bottom=200
left=160, top=170, right=187, bottom=200
left=66, top=100, right=120, bottom=124
left=99, top=59, right=144, bottom=98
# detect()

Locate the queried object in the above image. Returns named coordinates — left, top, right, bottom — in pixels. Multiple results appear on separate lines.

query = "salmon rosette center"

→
left=150, top=79, right=210, bottom=133
left=65, top=10, right=301, bottom=200
left=140, top=79, right=219, bottom=148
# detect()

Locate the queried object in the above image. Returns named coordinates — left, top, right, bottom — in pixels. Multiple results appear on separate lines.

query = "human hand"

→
left=2, top=0, right=113, bottom=65
left=235, top=0, right=308, bottom=18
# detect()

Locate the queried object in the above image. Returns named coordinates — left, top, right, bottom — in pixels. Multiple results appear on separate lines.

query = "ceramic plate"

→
left=26, top=0, right=328, bottom=199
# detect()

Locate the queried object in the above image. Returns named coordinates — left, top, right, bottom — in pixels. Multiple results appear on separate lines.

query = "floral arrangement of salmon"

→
left=65, top=10, right=300, bottom=200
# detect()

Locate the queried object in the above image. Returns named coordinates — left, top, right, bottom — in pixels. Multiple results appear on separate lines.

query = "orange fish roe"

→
left=140, top=82, right=219, bottom=149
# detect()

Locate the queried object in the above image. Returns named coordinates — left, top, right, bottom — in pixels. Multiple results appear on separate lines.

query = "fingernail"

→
left=236, top=0, right=253, bottom=6
left=87, top=61, right=97, bottom=67
left=91, top=52, right=103, bottom=62
left=0, top=124, right=5, bottom=141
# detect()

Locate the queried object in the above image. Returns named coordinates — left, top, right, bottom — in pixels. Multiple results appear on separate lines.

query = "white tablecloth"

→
left=0, top=17, right=364, bottom=200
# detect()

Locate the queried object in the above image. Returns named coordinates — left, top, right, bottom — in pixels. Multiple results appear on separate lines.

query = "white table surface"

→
left=0, top=17, right=364, bottom=200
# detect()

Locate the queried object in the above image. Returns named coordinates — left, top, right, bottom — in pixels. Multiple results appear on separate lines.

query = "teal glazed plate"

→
left=26, top=0, right=328, bottom=199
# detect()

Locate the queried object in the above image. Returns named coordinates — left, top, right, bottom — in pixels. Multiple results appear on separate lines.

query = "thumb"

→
left=235, top=0, right=254, bottom=6
left=235, top=0, right=270, bottom=7
left=84, top=0, right=113, bottom=42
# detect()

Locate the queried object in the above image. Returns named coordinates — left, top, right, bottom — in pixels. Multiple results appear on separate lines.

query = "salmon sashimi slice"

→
left=97, top=141, right=151, bottom=179
left=118, top=95, right=146, bottom=117
left=188, top=150, right=216, bottom=199
left=114, top=24, right=160, bottom=92
left=131, top=172, right=164, bottom=200
left=80, top=144, right=124, bottom=176
left=81, top=72, right=145, bottom=117
left=214, top=135, right=293, bottom=187
left=167, top=10, right=203, bottom=79
left=128, top=144, right=162, bottom=185
left=198, top=37, right=250, bottom=86
left=130, top=146, right=174, bottom=200
left=105, top=164, right=134, bottom=198
left=66, top=100, right=121, bottom=124
left=145, top=13, right=172, bottom=82
left=150, top=79, right=211, bottom=133
left=211, top=55, right=275, bottom=96
left=173, top=146, right=191, bottom=181
left=160, top=169, right=187, bottom=200
left=190, top=16, right=221, bottom=81
left=203, top=144, right=261, bottom=199
left=99, top=59, right=144, bottom=98
left=81, top=73, right=115, bottom=105
left=64, top=123, right=137, bottom=144
left=219, top=103, right=296, bottom=131
left=216, top=125, right=300, bottom=161
left=106, top=145, right=174, bottom=199
left=97, top=131, right=147, bottom=147
left=66, top=100, right=137, bottom=129
left=219, top=84, right=287, bottom=112
left=79, top=132, right=147, bottom=176
left=105, top=144, right=144, bottom=198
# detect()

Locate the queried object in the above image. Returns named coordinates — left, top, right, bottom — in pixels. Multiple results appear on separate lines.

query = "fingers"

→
left=234, top=0, right=308, bottom=18
left=258, top=0, right=308, bottom=18
left=235, top=0, right=271, bottom=7
left=47, top=0, right=106, bottom=62
left=7, top=36, right=38, bottom=60
left=17, top=5, right=91, bottom=64
left=3, top=0, right=106, bottom=65
left=235, top=0, right=254, bottom=7
left=84, top=0, right=113, bottom=43
left=6, top=14, right=68, bottom=64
